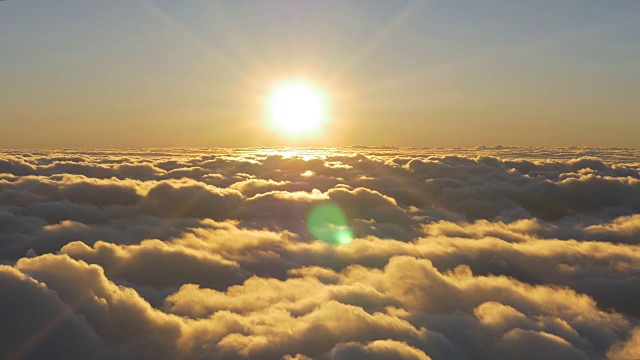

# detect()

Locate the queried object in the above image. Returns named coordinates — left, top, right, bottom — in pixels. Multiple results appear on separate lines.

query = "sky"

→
left=1, top=1, right=639, bottom=147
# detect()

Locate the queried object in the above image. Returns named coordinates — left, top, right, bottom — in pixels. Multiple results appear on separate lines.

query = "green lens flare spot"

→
left=306, top=202, right=354, bottom=245
left=336, top=230, right=354, bottom=245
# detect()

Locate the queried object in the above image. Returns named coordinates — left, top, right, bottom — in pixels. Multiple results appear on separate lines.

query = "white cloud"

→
left=0, top=147, right=639, bottom=359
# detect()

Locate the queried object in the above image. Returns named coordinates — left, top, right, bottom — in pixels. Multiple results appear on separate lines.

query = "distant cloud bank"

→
left=1, top=147, right=639, bottom=359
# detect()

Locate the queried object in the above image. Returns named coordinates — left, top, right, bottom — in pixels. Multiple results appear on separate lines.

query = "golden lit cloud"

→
left=0, top=148, right=639, bottom=359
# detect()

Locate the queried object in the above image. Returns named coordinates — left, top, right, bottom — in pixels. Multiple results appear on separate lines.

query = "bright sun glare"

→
left=267, top=79, right=327, bottom=135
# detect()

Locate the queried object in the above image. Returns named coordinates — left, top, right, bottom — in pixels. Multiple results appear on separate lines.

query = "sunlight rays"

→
left=328, top=0, right=428, bottom=84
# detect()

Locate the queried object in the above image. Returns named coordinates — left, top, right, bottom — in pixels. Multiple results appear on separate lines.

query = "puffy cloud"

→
left=329, top=340, right=431, bottom=360
left=607, top=327, right=640, bottom=360
left=61, top=240, right=247, bottom=291
left=140, top=180, right=243, bottom=220
left=0, top=265, right=105, bottom=359
left=0, top=147, right=639, bottom=359
left=496, top=328, right=590, bottom=360
left=15, top=255, right=183, bottom=352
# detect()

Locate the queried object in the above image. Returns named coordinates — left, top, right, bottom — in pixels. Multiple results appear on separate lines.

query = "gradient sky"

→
left=1, top=0, right=639, bottom=148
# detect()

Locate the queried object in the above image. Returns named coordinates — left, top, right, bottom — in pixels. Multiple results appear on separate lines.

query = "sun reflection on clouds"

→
left=249, top=147, right=354, bottom=160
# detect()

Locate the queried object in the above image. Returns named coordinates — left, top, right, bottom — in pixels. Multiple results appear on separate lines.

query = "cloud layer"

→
left=1, top=147, right=639, bottom=359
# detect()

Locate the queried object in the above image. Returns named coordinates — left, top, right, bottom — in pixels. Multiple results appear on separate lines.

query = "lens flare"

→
left=306, top=202, right=353, bottom=245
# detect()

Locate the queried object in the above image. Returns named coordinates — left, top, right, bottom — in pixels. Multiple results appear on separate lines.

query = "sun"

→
left=266, top=79, right=328, bottom=135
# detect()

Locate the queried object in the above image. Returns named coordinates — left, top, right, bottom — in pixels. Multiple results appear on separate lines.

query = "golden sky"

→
left=1, top=1, right=639, bottom=148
